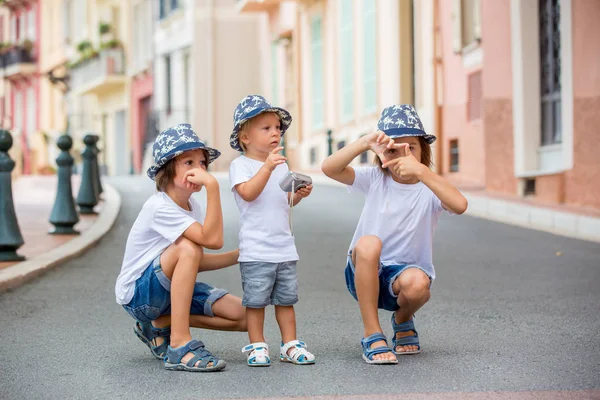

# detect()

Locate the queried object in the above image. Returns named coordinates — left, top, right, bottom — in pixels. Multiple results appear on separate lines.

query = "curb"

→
left=0, top=183, right=122, bottom=292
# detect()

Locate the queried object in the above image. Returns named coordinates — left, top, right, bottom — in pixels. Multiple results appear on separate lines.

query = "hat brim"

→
left=383, top=127, right=436, bottom=144
left=230, top=107, right=292, bottom=151
left=147, top=143, right=221, bottom=180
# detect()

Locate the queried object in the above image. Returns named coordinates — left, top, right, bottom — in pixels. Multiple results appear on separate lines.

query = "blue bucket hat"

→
left=377, top=104, right=436, bottom=144
left=146, top=123, right=221, bottom=180
left=230, top=94, right=292, bottom=151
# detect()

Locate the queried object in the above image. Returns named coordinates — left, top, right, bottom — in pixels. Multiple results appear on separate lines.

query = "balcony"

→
left=236, top=0, right=283, bottom=13
left=0, top=0, right=36, bottom=10
left=69, top=47, right=126, bottom=96
left=0, top=45, right=36, bottom=80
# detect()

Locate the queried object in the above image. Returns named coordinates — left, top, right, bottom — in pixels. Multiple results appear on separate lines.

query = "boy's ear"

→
left=240, top=132, right=250, bottom=145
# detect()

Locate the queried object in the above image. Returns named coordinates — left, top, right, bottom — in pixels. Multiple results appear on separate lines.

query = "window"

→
left=183, top=52, right=190, bottom=122
left=339, top=0, right=354, bottom=122
left=363, top=0, right=377, bottom=114
left=310, top=15, right=324, bottom=130
left=524, top=178, right=536, bottom=196
left=449, top=139, right=459, bottom=172
left=26, top=87, right=35, bottom=135
left=0, top=17, right=4, bottom=43
left=165, top=55, right=172, bottom=115
left=539, top=0, right=562, bottom=146
left=310, top=147, right=317, bottom=165
left=27, top=7, right=35, bottom=41
left=337, top=140, right=346, bottom=150
left=159, top=0, right=180, bottom=20
left=468, top=70, right=482, bottom=121
left=452, top=0, right=481, bottom=51
left=360, top=151, right=369, bottom=164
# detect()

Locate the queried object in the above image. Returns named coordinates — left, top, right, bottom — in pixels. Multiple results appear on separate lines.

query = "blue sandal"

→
left=361, top=333, right=398, bottom=364
left=391, top=314, right=421, bottom=355
left=164, top=340, right=226, bottom=372
left=133, top=321, right=171, bottom=360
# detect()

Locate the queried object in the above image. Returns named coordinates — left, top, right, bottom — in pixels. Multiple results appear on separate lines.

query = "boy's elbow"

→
left=205, top=238, right=224, bottom=250
left=456, top=198, right=468, bottom=215
left=321, top=160, right=333, bottom=178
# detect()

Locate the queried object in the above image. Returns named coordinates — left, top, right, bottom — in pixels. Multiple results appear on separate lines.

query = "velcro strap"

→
left=188, top=340, right=205, bottom=351
left=242, top=342, right=268, bottom=353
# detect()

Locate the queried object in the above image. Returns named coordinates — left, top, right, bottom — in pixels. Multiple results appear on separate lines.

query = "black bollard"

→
left=0, top=130, right=25, bottom=261
left=49, top=135, right=80, bottom=235
left=76, top=135, right=99, bottom=214
left=90, top=134, right=103, bottom=196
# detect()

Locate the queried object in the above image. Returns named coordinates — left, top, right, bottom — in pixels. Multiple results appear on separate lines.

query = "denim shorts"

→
left=239, top=261, right=298, bottom=308
left=344, top=253, right=431, bottom=312
left=122, top=255, right=228, bottom=322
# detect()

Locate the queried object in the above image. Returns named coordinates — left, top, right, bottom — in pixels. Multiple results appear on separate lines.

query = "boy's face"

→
left=172, top=149, right=208, bottom=193
left=240, top=112, right=282, bottom=153
left=381, top=136, right=422, bottom=165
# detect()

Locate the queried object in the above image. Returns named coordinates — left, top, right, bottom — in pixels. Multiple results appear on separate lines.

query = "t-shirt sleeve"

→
left=152, top=205, right=197, bottom=243
left=348, top=166, right=379, bottom=195
left=431, top=193, right=454, bottom=216
left=229, top=158, right=255, bottom=191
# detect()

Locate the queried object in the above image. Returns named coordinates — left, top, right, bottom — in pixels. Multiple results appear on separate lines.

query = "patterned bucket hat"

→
left=230, top=94, right=292, bottom=151
left=377, top=104, right=436, bottom=144
left=146, top=123, right=221, bottom=180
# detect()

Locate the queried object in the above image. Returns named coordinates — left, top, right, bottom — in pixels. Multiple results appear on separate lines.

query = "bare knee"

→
left=236, top=313, right=248, bottom=332
left=395, top=269, right=430, bottom=302
left=353, top=236, right=382, bottom=268
left=174, top=237, right=203, bottom=262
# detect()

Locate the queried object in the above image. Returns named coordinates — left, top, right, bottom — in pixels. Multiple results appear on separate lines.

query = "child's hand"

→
left=381, top=143, right=425, bottom=180
left=184, top=168, right=217, bottom=187
left=363, top=131, right=392, bottom=161
left=295, top=184, right=312, bottom=199
left=264, top=146, right=287, bottom=171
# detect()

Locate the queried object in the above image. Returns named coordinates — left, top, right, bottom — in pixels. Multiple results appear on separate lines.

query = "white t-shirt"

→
left=115, top=191, right=205, bottom=305
left=229, top=155, right=299, bottom=263
left=348, top=166, right=449, bottom=280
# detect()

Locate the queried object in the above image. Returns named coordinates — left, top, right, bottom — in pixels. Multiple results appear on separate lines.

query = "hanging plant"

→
left=21, top=39, right=34, bottom=53
left=99, top=22, right=111, bottom=35
left=76, top=40, right=93, bottom=53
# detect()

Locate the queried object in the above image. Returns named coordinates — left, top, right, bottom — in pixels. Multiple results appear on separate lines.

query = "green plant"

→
left=99, top=22, right=111, bottom=35
left=21, top=39, right=33, bottom=52
left=99, top=39, right=122, bottom=50
left=76, top=40, right=93, bottom=53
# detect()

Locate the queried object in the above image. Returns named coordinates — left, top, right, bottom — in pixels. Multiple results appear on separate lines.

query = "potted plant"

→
left=100, top=39, right=122, bottom=51
left=99, top=22, right=111, bottom=36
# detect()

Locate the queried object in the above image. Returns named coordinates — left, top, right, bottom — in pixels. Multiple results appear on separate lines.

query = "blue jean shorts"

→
left=344, top=254, right=431, bottom=312
left=239, top=261, right=298, bottom=308
left=122, top=255, right=229, bottom=322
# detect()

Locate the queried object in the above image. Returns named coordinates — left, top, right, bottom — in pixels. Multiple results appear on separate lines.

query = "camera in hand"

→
left=279, top=172, right=312, bottom=192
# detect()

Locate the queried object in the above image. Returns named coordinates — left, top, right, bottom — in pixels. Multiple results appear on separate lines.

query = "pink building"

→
left=438, top=0, right=600, bottom=210
left=0, top=0, right=40, bottom=175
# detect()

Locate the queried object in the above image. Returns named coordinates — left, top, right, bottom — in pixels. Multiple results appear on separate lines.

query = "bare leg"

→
left=275, top=305, right=297, bottom=346
left=247, top=307, right=266, bottom=343
left=353, top=235, right=396, bottom=362
left=391, top=268, right=431, bottom=353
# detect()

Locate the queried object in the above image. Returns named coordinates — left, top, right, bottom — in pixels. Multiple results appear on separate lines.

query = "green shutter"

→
left=271, top=43, right=278, bottom=105
left=340, top=0, right=354, bottom=122
left=363, top=0, right=377, bottom=114
left=311, top=15, right=325, bottom=130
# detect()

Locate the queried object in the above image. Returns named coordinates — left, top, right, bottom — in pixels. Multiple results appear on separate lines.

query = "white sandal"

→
left=241, top=342, right=271, bottom=367
left=279, top=340, right=315, bottom=365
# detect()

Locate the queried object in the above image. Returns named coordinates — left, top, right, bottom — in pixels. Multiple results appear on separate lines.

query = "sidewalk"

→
left=0, top=175, right=121, bottom=291
left=213, top=170, right=600, bottom=243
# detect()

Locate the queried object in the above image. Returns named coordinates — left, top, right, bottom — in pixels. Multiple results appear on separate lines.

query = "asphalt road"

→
left=1, top=175, right=599, bottom=400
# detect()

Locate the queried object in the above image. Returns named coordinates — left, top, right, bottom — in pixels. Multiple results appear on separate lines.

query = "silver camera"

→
left=279, top=172, right=312, bottom=192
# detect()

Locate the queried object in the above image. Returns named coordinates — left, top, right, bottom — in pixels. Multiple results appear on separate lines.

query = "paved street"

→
left=1, top=175, right=599, bottom=399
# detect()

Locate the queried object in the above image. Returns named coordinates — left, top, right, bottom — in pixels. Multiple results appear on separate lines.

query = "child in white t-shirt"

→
left=322, top=105, right=468, bottom=365
left=115, top=124, right=246, bottom=372
left=228, top=95, right=315, bottom=366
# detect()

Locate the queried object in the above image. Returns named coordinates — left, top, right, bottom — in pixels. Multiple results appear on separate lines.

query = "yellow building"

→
left=64, top=0, right=131, bottom=176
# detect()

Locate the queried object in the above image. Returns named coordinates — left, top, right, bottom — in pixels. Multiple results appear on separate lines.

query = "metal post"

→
left=0, top=130, right=25, bottom=261
left=90, top=134, right=103, bottom=196
left=49, top=135, right=80, bottom=234
left=327, top=129, right=333, bottom=156
left=76, top=135, right=100, bottom=214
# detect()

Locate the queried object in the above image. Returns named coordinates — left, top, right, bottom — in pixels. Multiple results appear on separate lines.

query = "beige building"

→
left=238, top=0, right=422, bottom=172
